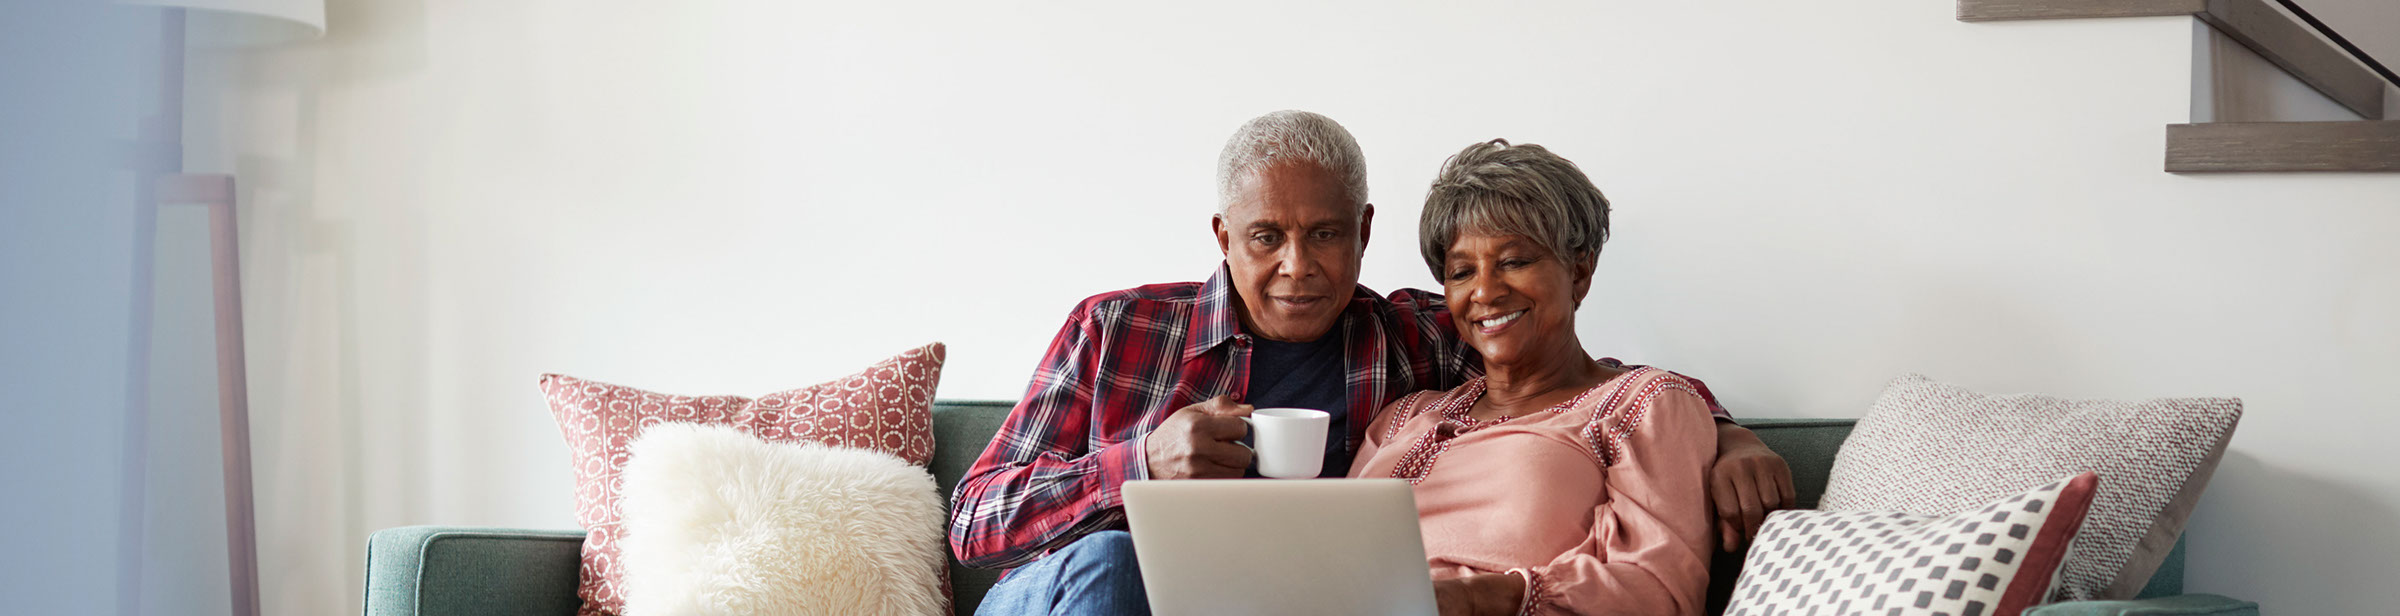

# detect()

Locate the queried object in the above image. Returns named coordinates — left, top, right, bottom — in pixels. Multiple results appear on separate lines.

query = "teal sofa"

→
left=364, top=400, right=2256, bottom=615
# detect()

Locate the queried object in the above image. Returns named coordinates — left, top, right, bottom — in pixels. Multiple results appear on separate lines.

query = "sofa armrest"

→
left=364, top=526, right=587, bottom=616
left=2024, top=594, right=2260, bottom=616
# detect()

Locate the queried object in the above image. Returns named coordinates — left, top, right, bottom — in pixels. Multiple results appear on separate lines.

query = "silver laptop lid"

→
left=1122, top=478, right=1438, bottom=616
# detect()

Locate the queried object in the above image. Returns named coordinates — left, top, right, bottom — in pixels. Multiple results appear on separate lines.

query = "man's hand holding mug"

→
left=1145, top=395, right=1254, bottom=479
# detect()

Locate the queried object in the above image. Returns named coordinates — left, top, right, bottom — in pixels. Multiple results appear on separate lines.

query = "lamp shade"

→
left=119, top=0, right=325, bottom=47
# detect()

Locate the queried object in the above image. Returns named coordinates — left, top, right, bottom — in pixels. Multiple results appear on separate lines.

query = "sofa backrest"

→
left=1735, top=418, right=1857, bottom=509
left=928, top=402, right=2184, bottom=614
left=931, top=400, right=1016, bottom=613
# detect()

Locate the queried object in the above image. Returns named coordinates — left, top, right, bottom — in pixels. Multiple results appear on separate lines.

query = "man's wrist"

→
left=1715, top=421, right=1765, bottom=452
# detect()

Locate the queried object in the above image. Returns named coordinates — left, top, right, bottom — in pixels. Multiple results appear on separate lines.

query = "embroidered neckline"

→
left=1439, top=368, right=1622, bottom=429
left=1388, top=364, right=1650, bottom=484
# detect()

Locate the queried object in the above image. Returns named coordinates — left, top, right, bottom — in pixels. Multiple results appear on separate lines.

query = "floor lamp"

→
left=115, top=3, right=322, bottom=616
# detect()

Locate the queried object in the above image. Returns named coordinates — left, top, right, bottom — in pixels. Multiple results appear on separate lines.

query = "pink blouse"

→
left=1349, top=367, right=1717, bottom=616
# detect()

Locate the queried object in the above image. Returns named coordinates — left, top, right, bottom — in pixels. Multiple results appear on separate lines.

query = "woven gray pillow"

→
left=1819, top=374, right=2241, bottom=601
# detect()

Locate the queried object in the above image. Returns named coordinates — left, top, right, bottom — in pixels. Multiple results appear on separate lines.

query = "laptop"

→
left=1121, top=478, right=1438, bottom=616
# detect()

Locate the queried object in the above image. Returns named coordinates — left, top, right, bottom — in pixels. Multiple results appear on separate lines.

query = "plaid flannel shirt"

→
left=947, top=264, right=1730, bottom=569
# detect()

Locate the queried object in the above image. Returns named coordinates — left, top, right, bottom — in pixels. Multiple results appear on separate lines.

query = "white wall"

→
left=187, top=1, right=2400, bottom=615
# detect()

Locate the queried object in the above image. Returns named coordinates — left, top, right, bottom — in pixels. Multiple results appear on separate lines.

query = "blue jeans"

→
left=975, top=530, right=1151, bottom=616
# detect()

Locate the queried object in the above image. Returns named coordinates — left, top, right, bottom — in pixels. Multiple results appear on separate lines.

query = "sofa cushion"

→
left=1819, top=375, right=2240, bottom=602
left=541, top=342, right=946, bottom=616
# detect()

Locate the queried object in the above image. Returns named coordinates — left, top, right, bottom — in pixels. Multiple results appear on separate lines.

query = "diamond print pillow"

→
left=1727, top=472, right=2099, bottom=616
left=1819, top=375, right=2240, bottom=601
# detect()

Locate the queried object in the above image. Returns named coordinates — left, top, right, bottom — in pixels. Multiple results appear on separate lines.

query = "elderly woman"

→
left=1350, top=140, right=1715, bottom=616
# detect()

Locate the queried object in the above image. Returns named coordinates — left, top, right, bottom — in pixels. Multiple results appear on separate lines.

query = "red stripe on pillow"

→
left=1997, top=472, right=2101, bottom=616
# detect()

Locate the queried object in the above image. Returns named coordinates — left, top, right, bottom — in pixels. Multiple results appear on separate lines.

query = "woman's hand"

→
left=1432, top=572, right=1527, bottom=616
left=1711, top=422, right=1796, bottom=552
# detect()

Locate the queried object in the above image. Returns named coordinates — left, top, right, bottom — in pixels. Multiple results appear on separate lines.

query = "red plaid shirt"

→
left=947, top=264, right=1730, bottom=569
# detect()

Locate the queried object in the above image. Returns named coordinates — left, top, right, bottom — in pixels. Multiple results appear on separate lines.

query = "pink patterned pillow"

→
left=542, top=342, right=946, bottom=616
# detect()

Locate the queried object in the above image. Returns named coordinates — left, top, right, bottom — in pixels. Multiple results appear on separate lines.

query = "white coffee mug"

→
left=1242, top=407, right=1331, bottom=479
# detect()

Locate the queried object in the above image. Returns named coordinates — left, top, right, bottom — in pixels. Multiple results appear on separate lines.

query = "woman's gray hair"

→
left=1418, top=139, right=1611, bottom=280
left=1216, top=110, right=1369, bottom=214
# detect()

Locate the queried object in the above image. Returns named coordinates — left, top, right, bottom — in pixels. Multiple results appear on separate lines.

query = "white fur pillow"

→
left=620, top=423, right=947, bottom=616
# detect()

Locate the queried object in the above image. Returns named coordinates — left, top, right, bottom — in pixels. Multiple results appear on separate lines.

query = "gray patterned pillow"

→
left=1820, top=375, right=2241, bottom=601
left=1727, top=473, right=2099, bottom=616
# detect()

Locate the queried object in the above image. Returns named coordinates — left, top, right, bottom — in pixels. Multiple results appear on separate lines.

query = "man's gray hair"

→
left=1215, top=110, right=1369, bottom=214
left=1418, top=139, right=1611, bottom=280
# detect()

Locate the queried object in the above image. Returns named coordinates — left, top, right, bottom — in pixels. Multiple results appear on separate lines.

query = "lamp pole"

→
left=127, top=7, right=263, bottom=616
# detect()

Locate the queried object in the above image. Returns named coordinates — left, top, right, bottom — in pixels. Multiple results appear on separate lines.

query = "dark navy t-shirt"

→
left=1244, top=333, right=1352, bottom=477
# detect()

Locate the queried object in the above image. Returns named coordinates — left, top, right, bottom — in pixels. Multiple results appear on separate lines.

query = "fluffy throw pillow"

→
left=1818, top=375, right=2240, bottom=601
left=544, top=342, right=946, bottom=616
left=620, top=423, right=947, bottom=616
left=1727, top=472, right=2100, bottom=616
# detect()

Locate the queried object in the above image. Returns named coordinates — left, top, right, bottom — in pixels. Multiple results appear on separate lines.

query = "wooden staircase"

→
left=1961, top=0, right=2400, bottom=172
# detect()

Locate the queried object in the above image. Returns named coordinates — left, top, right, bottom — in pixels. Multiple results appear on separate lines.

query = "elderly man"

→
left=949, top=110, right=1793, bottom=615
